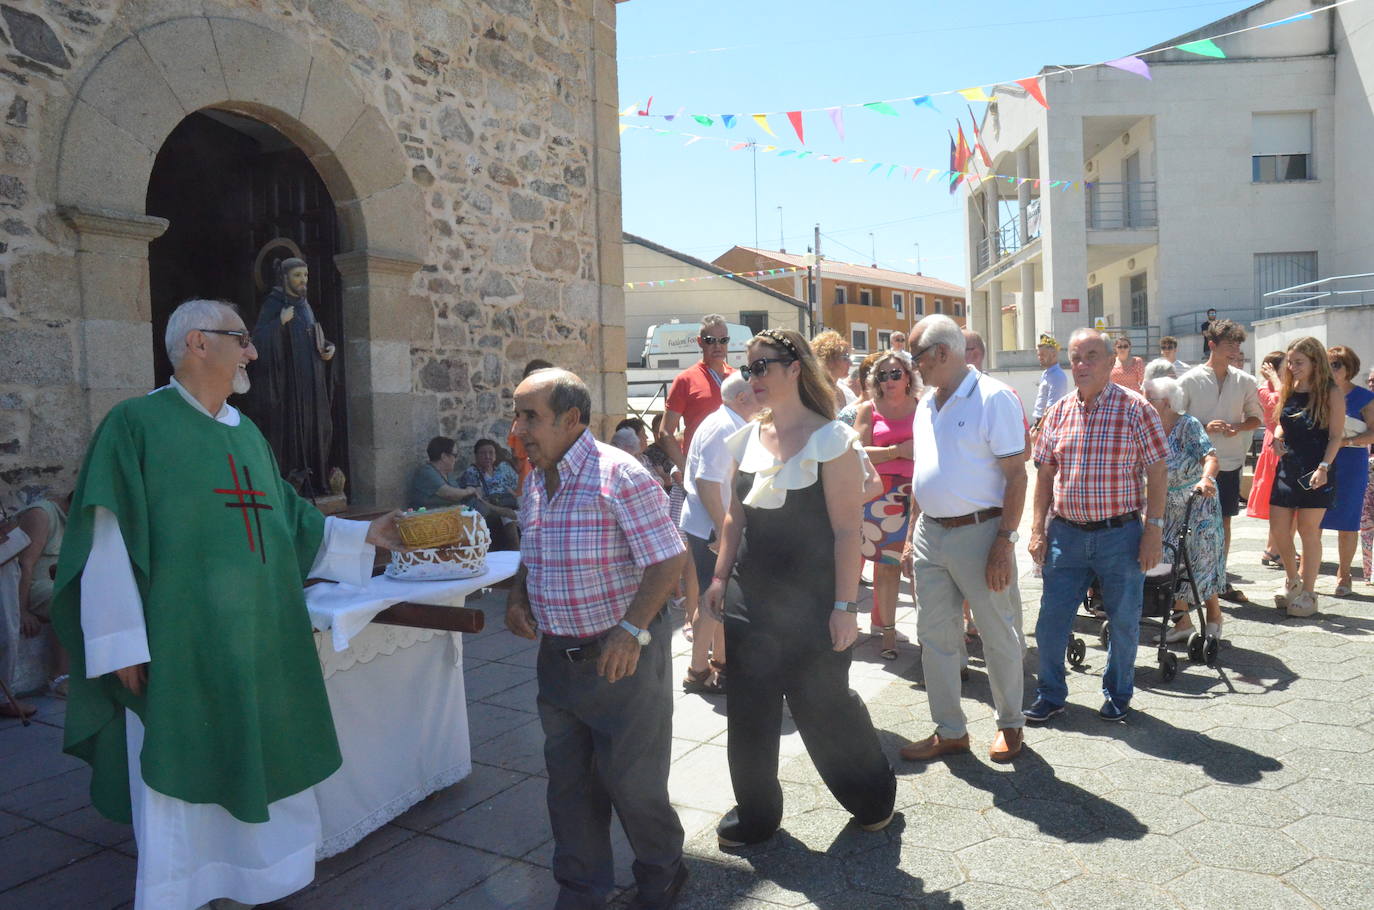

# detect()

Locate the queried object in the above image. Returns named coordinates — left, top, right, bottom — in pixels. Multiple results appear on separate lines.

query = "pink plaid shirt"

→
left=520, top=429, right=686, bottom=637
left=1032, top=381, right=1167, bottom=523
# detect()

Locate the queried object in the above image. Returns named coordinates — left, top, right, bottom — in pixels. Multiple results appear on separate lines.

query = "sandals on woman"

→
left=879, top=625, right=899, bottom=661
left=1260, top=550, right=1281, bottom=568
left=682, top=665, right=724, bottom=695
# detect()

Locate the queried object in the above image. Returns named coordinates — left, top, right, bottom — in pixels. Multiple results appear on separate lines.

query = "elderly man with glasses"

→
left=50, top=298, right=405, bottom=909
left=659, top=314, right=737, bottom=472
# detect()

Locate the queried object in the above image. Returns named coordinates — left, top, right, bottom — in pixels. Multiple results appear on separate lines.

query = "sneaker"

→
left=1273, top=576, right=1302, bottom=609
left=1099, top=699, right=1129, bottom=722
left=1287, top=590, right=1319, bottom=618
left=1023, top=697, right=1065, bottom=724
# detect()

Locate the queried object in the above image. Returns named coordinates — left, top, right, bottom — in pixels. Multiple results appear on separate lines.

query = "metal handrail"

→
left=1263, top=272, right=1374, bottom=312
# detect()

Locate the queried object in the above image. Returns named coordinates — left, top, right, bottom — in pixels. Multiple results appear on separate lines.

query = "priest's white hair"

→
left=165, top=298, right=239, bottom=368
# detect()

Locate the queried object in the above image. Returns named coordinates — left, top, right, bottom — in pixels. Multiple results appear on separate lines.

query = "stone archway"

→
left=50, top=15, right=428, bottom=505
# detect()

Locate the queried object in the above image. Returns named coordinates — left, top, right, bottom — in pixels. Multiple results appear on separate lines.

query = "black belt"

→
left=542, top=634, right=604, bottom=663
left=928, top=507, right=1003, bottom=529
left=1056, top=510, right=1140, bottom=532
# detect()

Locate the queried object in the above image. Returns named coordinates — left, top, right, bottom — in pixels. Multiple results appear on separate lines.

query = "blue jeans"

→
left=1035, top=518, right=1144, bottom=707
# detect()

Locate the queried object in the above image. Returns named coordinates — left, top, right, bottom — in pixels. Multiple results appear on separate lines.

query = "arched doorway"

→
left=146, top=109, right=349, bottom=495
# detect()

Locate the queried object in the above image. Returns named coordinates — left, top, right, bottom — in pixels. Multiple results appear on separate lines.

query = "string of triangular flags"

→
left=619, top=122, right=1088, bottom=191
left=625, top=265, right=808, bottom=290
left=618, top=0, right=1348, bottom=146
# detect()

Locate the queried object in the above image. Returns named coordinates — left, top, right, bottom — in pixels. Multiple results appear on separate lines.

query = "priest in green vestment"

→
left=50, top=298, right=405, bottom=910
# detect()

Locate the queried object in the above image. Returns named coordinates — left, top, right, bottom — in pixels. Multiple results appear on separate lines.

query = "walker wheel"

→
left=1098, top=620, right=1110, bottom=651
left=1203, top=636, right=1221, bottom=667
left=1160, top=652, right=1179, bottom=682
left=1067, top=637, right=1087, bottom=666
left=1187, top=633, right=1205, bottom=663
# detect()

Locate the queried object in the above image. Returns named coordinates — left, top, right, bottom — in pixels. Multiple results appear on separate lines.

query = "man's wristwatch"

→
left=618, top=619, right=652, bottom=646
left=997, top=529, right=1019, bottom=543
left=833, top=601, right=860, bottom=613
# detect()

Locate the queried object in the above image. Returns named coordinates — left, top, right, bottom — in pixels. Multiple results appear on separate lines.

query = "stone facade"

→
left=0, top=0, right=627, bottom=506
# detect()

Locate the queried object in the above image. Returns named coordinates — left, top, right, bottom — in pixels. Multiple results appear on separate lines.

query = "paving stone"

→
left=0, top=811, right=32, bottom=838
left=470, top=713, right=547, bottom=775
left=45, top=804, right=132, bottom=847
left=1278, top=721, right=1374, bottom=753
left=956, top=838, right=1079, bottom=890
left=463, top=631, right=538, bottom=663
left=894, top=803, right=993, bottom=852
left=668, top=743, right=735, bottom=813
left=282, top=836, right=510, bottom=909
left=1283, top=857, right=1374, bottom=910
left=1281, top=776, right=1374, bottom=820
left=1072, top=831, right=1195, bottom=884
left=1284, top=812, right=1374, bottom=863
left=732, top=844, right=848, bottom=907
left=1284, top=747, right=1374, bottom=784
left=1166, top=865, right=1318, bottom=910
left=310, top=824, right=415, bottom=886
left=463, top=659, right=537, bottom=702
left=842, top=841, right=965, bottom=896
left=391, top=762, right=529, bottom=832
left=430, top=776, right=551, bottom=859
left=1098, top=756, right=1208, bottom=795
left=0, top=824, right=101, bottom=892
left=1007, top=765, right=1118, bottom=806
left=439, top=858, right=561, bottom=909
left=907, top=766, right=1018, bottom=811
left=0, top=848, right=135, bottom=910
left=670, top=693, right=730, bottom=744
left=1202, top=724, right=1299, bottom=757
left=984, top=796, right=1106, bottom=844
left=479, top=676, right=542, bottom=714
left=465, top=702, right=544, bottom=747
left=1045, top=874, right=1179, bottom=910
left=1084, top=787, right=1205, bottom=836
left=1023, top=734, right=1127, bottom=768
left=942, top=879, right=1051, bottom=908
left=1176, top=819, right=1311, bottom=874
left=1184, top=783, right=1306, bottom=827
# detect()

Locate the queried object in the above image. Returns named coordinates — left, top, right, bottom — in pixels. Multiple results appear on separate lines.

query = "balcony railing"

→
left=975, top=198, right=1041, bottom=273
left=1086, top=181, right=1157, bottom=230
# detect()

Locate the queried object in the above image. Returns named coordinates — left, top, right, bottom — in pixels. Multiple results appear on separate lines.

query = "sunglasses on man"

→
left=699, top=335, right=729, bottom=346
left=740, top=357, right=795, bottom=379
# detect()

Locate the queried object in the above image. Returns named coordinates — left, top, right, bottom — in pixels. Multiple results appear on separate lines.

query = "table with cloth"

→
left=305, top=550, right=520, bottom=857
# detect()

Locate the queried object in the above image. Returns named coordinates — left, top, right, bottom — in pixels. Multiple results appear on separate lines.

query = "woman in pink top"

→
left=1110, top=336, right=1146, bottom=393
left=1246, top=351, right=1286, bottom=564
left=855, top=351, right=918, bottom=660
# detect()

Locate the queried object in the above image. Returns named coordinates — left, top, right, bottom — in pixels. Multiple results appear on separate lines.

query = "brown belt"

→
left=927, top=507, right=1003, bottom=529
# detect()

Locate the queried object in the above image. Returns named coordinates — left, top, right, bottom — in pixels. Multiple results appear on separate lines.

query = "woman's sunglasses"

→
left=699, top=335, right=730, bottom=346
left=875, top=369, right=906, bottom=382
left=741, top=357, right=795, bottom=379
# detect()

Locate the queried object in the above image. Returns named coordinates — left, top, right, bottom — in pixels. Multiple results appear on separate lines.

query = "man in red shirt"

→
left=1027, top=328, right=1167, bottom=724
left=659, top=315, right=735, bottom=470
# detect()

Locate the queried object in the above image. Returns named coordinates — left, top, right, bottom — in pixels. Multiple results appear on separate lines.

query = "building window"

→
left=892, top=291, right=904, bottom=315
left=851, top=323, right=869, bottom=351
left=877, top=330, right=892, bottom=349
left=913, top=295, right=925, bottom=316
left=934, top=298, right=943, bottom=314
left=1255, top=251, right=1318, bottom=312
left=954, top=301, right=963, bottom=317
left=859, top=288, right=873, bottom=307
left=834, top=285, right=848, bottom=306
left=1129, top=272, right=1148, bottom=326
left=1252, top=112, right=1313, bottom=182
left=739, top=311, right=768, bottom=335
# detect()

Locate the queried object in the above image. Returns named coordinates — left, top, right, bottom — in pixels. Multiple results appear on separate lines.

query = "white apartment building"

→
left=967, top=0, right=1374, bottom=370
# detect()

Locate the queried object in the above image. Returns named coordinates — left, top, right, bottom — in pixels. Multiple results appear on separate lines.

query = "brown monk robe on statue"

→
left=245, top=258, right=337, bottom=497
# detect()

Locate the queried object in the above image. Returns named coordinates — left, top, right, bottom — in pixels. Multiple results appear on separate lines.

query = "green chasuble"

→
left=50, top=387, right=342, bottom=824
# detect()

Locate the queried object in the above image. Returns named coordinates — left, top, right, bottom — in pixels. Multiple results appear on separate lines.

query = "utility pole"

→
left=813, top=222, right=823, bottom=335
left=913, top=242, right=922, bottom=275
left=777, top=206, right=785, bottom=252
left=869, top=232, right=877, bottom=268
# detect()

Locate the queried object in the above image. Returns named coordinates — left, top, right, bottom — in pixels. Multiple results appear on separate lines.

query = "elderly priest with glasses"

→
left=50, top=299, right=405, bottom=910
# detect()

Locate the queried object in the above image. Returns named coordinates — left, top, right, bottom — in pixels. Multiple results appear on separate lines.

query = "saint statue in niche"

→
left=245, top=257, right=337, bottom=497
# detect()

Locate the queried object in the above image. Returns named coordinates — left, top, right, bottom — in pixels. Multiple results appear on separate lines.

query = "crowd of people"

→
left=6, top=299, right=1371, bottom=910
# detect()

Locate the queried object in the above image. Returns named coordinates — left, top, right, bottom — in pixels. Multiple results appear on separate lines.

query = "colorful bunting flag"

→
left=1015, top=77, right=1049, bottom=109
left=637, top=96, right=653, bottom=116
left=957, top=86, right=992, bottom=103
left=863, top=101, right=900, bottom=116
left=692, top=115, right=714, bottom=126
left=1260, top=12, right=1313, bottom=29
left=827, top=107, right=845, bottom=141
left=1106, top=56, right=1151, bottom=79
left=1177, top=38, right=1226, bottom=58
left=752, top=114, right=775, bottom=137
left=722, top=114, right=737, bottom=129
left=913, top=95, right=939, bottom=113
left=786, top=110, right=805, bottom=144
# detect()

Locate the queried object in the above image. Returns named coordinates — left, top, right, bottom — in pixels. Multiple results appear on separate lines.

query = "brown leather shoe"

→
left=989, top=727, right=1023, bottom=763
left=899, top=731, right=970, bottom=762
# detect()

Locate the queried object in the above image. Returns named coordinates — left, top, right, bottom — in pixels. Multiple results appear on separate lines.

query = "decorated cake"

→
left=387, top=505, right=492, bottom=580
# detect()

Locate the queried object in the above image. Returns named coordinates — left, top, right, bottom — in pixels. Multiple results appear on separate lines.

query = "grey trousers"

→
left=912, top=515, right=1026, bottom=738
left=536, top=613, right=684, bottom=910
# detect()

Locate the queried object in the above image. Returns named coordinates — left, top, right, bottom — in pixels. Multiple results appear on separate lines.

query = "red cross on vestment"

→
left=214, top=453, right=274, bottom=564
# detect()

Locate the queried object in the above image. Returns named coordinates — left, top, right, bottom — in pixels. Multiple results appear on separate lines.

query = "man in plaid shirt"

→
left=506, top=368, right=689, bottom=910
left=1026, top=329, right=1168, bottom=723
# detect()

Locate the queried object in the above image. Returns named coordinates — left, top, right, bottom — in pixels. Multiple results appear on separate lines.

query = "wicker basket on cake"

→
left=387, top=506, right=492, bottom=580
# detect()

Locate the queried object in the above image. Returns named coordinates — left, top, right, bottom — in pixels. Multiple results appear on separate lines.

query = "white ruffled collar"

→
left=725, top=420, right=861, bottom=509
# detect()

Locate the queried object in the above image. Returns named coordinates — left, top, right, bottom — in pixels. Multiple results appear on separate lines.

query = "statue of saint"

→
left=245, top=258, right=336, bottom=497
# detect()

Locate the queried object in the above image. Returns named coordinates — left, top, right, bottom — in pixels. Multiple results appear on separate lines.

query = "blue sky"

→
left=616, top=0, right=1253, bottom=283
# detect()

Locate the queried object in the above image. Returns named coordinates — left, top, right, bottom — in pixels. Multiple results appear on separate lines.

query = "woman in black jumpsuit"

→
left=705, top=329, right=896, bottom=847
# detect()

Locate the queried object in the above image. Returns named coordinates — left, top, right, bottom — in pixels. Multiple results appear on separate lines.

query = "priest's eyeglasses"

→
left=199, top=329, right=254, bottom=349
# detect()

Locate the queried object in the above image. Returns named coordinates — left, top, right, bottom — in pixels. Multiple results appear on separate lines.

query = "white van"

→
left=638, top=321, right=754, bottom=369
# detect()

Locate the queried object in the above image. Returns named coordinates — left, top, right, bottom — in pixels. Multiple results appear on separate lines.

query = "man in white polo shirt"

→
left=899, top=315, right=1029, bottom=764
left=679, top=372, right=758, bottom=694
left=1178, top=319, right=1261, bottom=602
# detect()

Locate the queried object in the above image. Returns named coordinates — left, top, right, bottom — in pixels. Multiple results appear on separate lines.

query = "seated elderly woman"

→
left=1142, top=376, right=1226, bottom=642
left=407, top=436, right=481, bottom=510
left=457, top=438, right=522, bottom=550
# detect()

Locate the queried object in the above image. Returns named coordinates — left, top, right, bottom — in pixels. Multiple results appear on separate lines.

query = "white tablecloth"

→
left=306, top=551, right=521, bottom=857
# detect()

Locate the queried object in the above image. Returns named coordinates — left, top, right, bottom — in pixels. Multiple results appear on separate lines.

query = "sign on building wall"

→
left=1061, top=298, right=1080, bottom=313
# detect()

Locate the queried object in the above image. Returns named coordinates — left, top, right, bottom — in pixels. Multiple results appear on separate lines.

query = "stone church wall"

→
left=0, top=0, right=626, bottom=505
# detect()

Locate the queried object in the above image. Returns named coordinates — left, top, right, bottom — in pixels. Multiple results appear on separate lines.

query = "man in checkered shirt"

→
left=506, top=368, right=689, bottom=910
left=1025, top=329, right=1168, bottom=724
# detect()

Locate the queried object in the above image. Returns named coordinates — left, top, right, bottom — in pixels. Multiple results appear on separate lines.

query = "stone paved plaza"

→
left=2, top=509, right=1372, bottom=909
